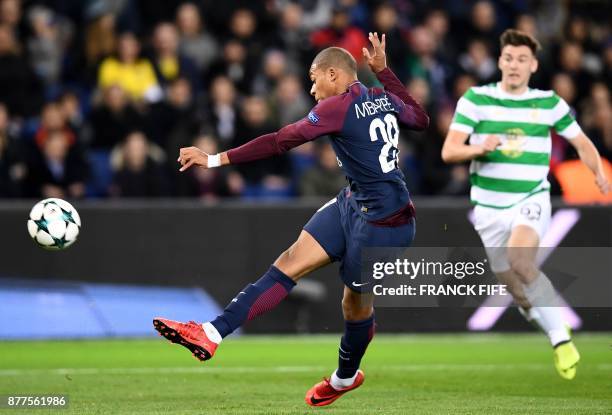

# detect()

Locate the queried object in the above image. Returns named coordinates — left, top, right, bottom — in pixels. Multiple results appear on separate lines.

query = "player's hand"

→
left=363, top=32, right=387, bottom=73
left=178, top=146, right=208, bottom=172
left=477, top=135, right=501, bottom=155
left=595, top=173, right=611, bottom=194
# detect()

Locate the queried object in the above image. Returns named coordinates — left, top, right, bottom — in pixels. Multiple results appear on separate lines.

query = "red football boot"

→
left=153, top=317, right=218, bottom=362
left=305, top=370, right=365, bottom=407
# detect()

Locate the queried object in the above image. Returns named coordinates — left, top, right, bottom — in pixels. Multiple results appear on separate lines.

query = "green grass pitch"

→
left=0, top=333, right=610, bottom=414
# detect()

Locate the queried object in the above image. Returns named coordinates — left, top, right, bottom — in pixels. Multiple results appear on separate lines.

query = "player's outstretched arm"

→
left=363, top=32, right=429, bottom=130
left=567, top=132, right=611, bottom=194
left=178, top=99, right=344, bottom=172
left=441, top=130, right=500, bottom=163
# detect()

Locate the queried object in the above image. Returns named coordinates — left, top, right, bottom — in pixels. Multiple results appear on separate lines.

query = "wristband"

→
left=207, top=153, right=221, bottom=168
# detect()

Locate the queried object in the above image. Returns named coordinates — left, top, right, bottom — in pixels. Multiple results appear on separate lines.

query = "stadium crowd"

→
left=0, top=0, right=610, bottom=200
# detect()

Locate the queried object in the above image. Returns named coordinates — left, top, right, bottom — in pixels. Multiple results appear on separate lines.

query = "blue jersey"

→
left=227, top=68, right=429, bottom=220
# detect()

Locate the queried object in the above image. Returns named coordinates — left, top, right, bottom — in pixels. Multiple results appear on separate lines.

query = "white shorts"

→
left=473, top=191, right=551, bottom=273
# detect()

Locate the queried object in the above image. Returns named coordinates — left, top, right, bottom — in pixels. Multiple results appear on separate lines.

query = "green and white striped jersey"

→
left=450, top=83, right=582, bottom=208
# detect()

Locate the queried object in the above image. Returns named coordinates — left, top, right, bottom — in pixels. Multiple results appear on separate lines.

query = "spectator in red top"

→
left=310, top=5, right=367, bottom=64
left=34, top=101, right=76, bottom=149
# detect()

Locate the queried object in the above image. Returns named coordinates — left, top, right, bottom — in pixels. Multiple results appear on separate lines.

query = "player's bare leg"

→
left=305, top=287, right=373, bottom=406
left=502, top=225, right=579, bottom=379
left=154, top=230, right=330, bottom=361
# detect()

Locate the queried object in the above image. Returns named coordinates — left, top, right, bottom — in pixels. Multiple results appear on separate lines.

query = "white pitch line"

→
left=0, top=363, right=610, bottom=377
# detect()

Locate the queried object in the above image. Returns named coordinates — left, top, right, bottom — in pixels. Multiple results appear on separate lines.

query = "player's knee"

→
left=273, top=246, right=302, bottom=281
left=507, top=254, right=536, bottom=283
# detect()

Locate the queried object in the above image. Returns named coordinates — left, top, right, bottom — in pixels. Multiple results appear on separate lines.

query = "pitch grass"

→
left=0, top=334, right=610, bottom=414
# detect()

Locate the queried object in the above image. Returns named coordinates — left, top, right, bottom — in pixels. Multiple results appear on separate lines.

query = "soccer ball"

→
left=27, top=198, right=81, bottom=250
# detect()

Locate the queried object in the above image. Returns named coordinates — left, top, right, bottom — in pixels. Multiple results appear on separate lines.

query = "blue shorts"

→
left=304, top=188, right=415, bottom=293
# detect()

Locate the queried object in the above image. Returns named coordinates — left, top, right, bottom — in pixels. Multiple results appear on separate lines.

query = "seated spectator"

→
left=58, top=91, right=85, bottom=138
left=26, top=5, right=73, bottom=89
left=299, top=140, right=346, bottom=197
left=420, top=107, right=470, bottom=196
left=175, top=134, right=243, bottom=200
left=98, top=32, right=162, bottom=103
left=148, top=77, right=200, bottom=154
left=310, top=5, right=367, bottom=64
left=458, top=38, right=497, bottom=84
left=233, top=96, right=290, bottom=190
left=251, top=49, right=291, bottom=96
left=150, top=22, right=199, bottom=91
left=110, top=131, right=169, bottom=197
left=0, top=23, right=41, bottom=117
left=204, top=75, right=239, bottom=146
left=88, top=85, right=146, bottom=150
left=271, top=74, right=310, bottom=126
left=26, top=129, right=87, bottom=199
left=176, top=3, right=218, bottom=74
left=207, top=39, right=254, bottom=94
left=34, top=101, right=77, bottom=148
left=0, top=102, right=25, bottom=196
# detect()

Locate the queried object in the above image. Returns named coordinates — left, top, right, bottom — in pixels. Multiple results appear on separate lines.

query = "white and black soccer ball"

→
left=27, top=198, right=81, bottom=250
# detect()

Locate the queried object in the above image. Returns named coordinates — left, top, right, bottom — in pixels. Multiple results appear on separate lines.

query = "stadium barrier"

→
left=1, top=198, right=610, bottom=336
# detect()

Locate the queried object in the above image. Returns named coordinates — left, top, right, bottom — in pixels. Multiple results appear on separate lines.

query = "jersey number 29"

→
left=369, top=113, right=400, bottom=173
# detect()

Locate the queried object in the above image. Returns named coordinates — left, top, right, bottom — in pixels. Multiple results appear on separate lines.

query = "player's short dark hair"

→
left=312, top=47, right=357, bottom=75
left=500, top=29, right=541, bottom=55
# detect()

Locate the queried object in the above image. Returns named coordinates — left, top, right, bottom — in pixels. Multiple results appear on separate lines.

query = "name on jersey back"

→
left=354, top=96, right=394, bottom=119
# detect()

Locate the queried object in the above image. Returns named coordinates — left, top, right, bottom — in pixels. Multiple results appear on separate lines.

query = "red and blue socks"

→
left=210, top=265, right=296, bottom=339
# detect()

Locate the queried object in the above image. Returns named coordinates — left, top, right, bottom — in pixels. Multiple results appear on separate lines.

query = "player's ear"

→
left=327, top=67, right=337, bottom=82
left=530, top=57, right=538, bottom=74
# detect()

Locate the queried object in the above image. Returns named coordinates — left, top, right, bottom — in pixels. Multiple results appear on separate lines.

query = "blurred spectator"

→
left=88, top=85, right=146, bottom=150
left=0, top=23, right=41, bottom=116
left=150, top=22, right=199, bottom=91
left=206, top=76, right=238, bottom=146
left=252, top=49, right=291, bottom=96
left=207, top=39, right=254, bottom=94
left=273, top=2, right=312, bottom=68
left=0, top=0, right=21, bottom=34
left=274, top=0, right=332, bottom=32
left=557, top=41, right=592, bottom=102
left=26, top=5, right=73, bottom=88
left=0, top=102, right=25, bottom=196
left=310, top=5, right=367, bottom=64
left=176, top=3, right=218, bottom=73
left=406, top=77, right=432, bottom=115
left=458, top=38, right=497, bottom=84
left=581, top=82, right=612, bottom=161
left=424, top=9, right=453, bottom=62
left=371, top=2, right=408, bottom=78
left=110, top=131, right=168, bottom=197
left=420, top=106, right=469, bottom=196
left=59, top=91, right=85, bottom=139
left=98, top=32, right=162, bottom=103
left=175, top=134, right=243, bottom=199
left=600, top=39, right=612, bottom=88
left=149, top=77, right=199, bottom=155
left=299, top=140, right=345, bottom=197
left=465, top=1, right=500, bottom=48
left=84, top=12, right=116, bottom=71
left=452, top=73, right=477, bottom=102
left=34, top=101, right=76, bottom=149
left=233, top=96, right=290, bottom=188
left=271, top=74, right=311, bottom=126
left=26, top=129, right=87, bottom=199
left=406, top=26, right=449, bottom=107
left=551, top=72, right=577, bottom=107
left=228, top=8, right=267, bottom=74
